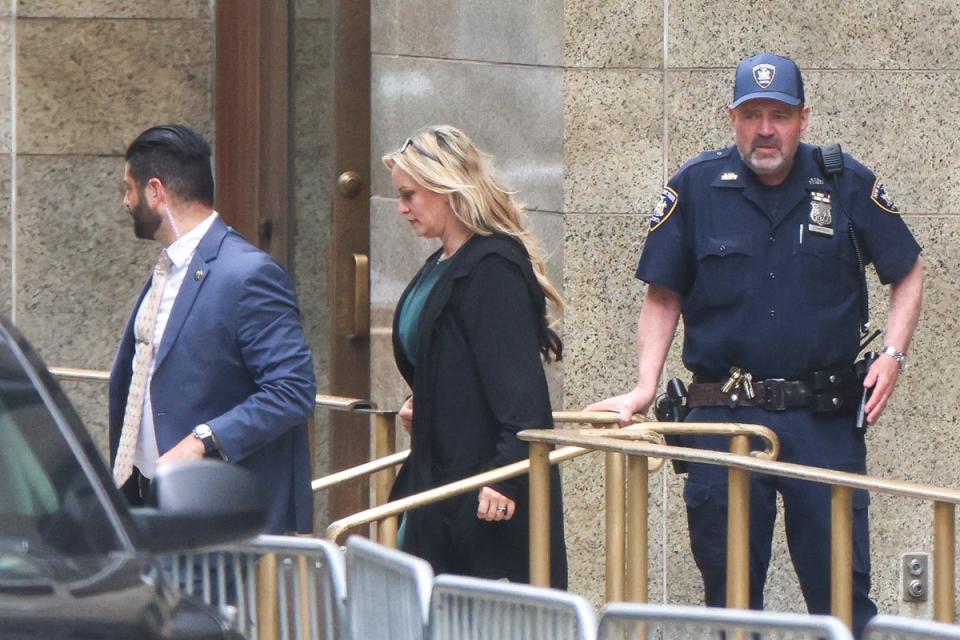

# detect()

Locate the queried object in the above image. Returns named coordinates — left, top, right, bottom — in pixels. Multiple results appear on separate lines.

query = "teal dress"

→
left=397, top=257, right=453, bottom=363
left=395, top=255, right=452, bottom=546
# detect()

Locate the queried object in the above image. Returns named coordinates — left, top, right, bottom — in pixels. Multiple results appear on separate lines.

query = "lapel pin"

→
left=194, top=269, right=205, bottom=282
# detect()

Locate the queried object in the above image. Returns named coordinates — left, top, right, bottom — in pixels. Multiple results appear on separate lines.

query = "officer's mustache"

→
left=750, top=136, right=781, bottom=150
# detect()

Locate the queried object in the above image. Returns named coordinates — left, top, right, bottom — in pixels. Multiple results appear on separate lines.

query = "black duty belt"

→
left=688, top=370, right=858, bottom=412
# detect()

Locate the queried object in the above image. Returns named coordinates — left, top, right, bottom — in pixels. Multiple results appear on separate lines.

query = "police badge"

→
left=753, top=63, right=776, bottom=88
left=808, top=192, right=834, bottom=236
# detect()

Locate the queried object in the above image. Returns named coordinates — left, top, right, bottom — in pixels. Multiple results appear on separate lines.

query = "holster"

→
left=654, top=378, right=689, bottom=474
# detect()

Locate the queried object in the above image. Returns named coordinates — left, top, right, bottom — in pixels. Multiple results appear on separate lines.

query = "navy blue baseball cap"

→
left=731, top=53, right=805, bottom=108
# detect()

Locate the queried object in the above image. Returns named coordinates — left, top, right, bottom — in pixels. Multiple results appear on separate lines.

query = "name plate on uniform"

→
left=807, top=223, right=834, bottom=236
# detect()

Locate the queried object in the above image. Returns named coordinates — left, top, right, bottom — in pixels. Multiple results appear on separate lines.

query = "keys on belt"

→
left=720, top=367, right=755, bottom=402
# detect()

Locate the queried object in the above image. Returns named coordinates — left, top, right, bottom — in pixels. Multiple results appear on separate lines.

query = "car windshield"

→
left=0, top=342, right=122, bottom=581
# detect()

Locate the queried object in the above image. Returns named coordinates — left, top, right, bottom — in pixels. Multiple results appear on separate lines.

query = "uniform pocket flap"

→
left=697, top=235, right=752, bottom=259
left=683, top=479, right=712, bottom=508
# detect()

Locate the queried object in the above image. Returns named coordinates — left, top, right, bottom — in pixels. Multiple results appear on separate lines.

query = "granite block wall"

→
left=370, top=0, right=566, bottom=414
left=290, top=0, right=334, bottom=526
left=8, top=1, right=213, bottom=456
left=6, top=0, right=336, bottom=528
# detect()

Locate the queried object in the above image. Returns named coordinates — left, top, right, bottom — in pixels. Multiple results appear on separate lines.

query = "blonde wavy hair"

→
left=382, top=125, right=564, bottom=333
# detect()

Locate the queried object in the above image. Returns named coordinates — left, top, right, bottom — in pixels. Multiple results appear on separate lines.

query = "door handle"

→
left=350, top=253, right=369, bottom=339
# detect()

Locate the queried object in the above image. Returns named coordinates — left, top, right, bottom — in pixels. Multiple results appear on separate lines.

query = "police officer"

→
left=588, top=53, right=923, bottom=638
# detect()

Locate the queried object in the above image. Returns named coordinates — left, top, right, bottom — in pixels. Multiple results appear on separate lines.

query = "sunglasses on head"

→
left=399, top=138, right=442, bottom=164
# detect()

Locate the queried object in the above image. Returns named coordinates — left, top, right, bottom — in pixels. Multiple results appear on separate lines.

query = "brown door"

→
left=214, top=0, right=372, bottom=527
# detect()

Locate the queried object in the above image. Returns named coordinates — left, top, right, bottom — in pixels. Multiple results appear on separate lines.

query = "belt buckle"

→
left=763, top=378, right=788, bottom=411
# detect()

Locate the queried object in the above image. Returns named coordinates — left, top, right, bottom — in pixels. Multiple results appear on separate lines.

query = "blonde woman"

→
left=383, top=126, right=567, bottom=587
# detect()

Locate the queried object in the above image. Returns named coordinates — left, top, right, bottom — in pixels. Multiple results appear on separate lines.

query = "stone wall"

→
left=9, top=1, right=214, bottom=455
left=6, top=0, right=335, bottom=526
left=369, top=0, right=566, bottom=412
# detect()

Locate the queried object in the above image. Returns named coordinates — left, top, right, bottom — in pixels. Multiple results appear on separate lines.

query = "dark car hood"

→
left=0, top=553, right=235, bottom=639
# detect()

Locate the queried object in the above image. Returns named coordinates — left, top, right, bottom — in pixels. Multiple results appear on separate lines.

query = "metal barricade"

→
left=162, top=534, right=347, bottom=640
left=428, top=574, right=597, bottom=640
left=865, top=615, right=960, bottom=639
left=345, top=534, right=433, bottom=640
left=597, top=603, right=853, bottom=640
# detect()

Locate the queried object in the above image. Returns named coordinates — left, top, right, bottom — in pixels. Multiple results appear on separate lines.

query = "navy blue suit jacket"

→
left=109, top=216, right=316, bottom=533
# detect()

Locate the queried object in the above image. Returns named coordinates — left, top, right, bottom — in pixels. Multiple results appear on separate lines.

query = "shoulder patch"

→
left=649, top=187, right=679, bottom=232
left=870, top=178, right=899, bottom=214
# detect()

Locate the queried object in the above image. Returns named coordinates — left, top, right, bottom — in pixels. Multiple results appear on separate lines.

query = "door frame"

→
left=214, top=0, right=372, bottom=524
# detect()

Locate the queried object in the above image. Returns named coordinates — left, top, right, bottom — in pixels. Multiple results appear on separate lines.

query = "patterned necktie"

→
left=113, top=251, right=173, bottom=486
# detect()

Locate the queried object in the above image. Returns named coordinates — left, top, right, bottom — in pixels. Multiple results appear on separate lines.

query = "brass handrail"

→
left=519, top=427, right=960, bottom=627
left=49, top=366, right=389, bottom=414
left=307, top=411, right=651, bottom=494
left=324, top=419, right=780, bottom=545
left=324, top=424, right=666, bottom=545
left=570, top=422, right=780, bottom=461
left=311, top=451, right=410, bottom=492
left=49, top=366, right=110, bottom=382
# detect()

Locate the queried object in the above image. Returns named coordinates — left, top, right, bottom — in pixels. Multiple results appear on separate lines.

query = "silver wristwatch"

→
left=880, top=346, right=908, bottom=374
left=192, top=423, right=222, bottom=458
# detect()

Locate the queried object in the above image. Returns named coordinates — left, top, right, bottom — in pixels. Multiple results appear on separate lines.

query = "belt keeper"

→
left=811, top=392, right=846, bottom=412
left=763, top=379, right=788, bottom=411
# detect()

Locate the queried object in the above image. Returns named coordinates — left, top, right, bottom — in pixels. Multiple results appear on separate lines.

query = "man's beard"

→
left=741, top=138, right=785, bottom=176
left=130, top=197, right=163, bottom=240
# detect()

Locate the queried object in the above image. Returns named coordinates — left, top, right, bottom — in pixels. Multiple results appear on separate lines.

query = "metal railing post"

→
left=529, top=441, right=551, bottom=587
left=830, top=485, right=854, bottom=629
left=606, top=451, right=626, bottom=601
left=626, top=454, right=649, bottom=603
left=934, top=501, right=956, bottom=623
left=726, top=434, right=750, bottom=610
left=373, top=412, right=398, bottom=546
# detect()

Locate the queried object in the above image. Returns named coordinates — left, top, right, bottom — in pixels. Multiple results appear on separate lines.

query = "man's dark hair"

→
left=125, top=124, right=214, bottom=206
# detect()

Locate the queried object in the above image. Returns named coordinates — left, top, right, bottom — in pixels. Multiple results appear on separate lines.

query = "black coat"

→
left=391, top=234, right=567, bottom=587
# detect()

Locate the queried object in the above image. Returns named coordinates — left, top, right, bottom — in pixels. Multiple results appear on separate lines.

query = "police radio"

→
left=814, top=143, right=870, bottom=336
left=815, top=143, right=844, bottom=175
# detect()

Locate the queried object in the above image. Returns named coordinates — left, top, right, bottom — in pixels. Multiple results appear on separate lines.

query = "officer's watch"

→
left=192, top=424, right=222, bottom=458
left=880, top=346, right=908, bottom=374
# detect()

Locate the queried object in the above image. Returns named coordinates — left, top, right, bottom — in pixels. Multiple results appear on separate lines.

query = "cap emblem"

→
left=752, top=63, right=776, bottom=88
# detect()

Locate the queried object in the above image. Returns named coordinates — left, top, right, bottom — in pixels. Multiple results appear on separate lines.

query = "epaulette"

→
left=675, top=146, right=734, bottom=176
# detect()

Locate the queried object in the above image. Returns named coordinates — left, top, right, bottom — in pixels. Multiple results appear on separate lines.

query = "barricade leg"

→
left=726, top=435, right=750, bottom=610
left=830, top=485, right=853, bottom=629
left=606, top=451, right=626, bottom=601
left=529, top=441, right=551, bottom=587
left=934, top=501, right=956, bottom=623
left=626, top=454, right=649, bottom=603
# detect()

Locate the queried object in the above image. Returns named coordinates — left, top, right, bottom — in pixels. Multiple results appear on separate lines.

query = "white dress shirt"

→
left=133, top=211, right=219, bottom=479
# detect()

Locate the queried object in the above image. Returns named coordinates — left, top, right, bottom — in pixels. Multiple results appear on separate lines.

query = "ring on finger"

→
left=496, top=506, right=507, bottom=514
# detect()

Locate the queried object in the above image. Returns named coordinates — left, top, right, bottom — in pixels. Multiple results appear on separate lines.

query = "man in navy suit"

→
left=109, top=124, right=316, bottom=534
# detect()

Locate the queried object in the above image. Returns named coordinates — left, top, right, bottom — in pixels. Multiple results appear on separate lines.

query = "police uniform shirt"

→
left=636, top=142, right=921, bottom=382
